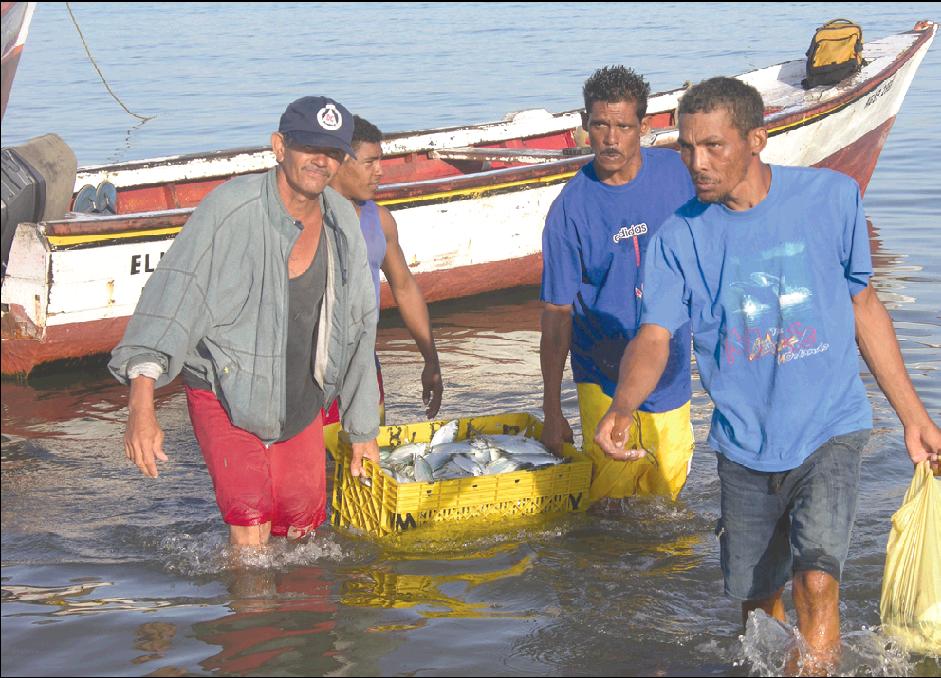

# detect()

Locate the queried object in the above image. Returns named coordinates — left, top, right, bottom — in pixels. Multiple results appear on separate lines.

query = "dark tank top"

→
left=279, top=233, right=328, bottom=441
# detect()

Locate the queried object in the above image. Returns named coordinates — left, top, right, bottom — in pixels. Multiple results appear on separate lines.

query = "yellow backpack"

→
left=802, top=19, right=864, bottom=89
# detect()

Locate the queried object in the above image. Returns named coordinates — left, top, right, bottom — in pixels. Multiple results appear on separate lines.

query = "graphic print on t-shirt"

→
left=723, top=240, right=829, bottom=366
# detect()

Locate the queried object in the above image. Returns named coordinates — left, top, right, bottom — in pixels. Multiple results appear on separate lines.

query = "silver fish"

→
left=414, top=457, right=434, bottom=483
left=471, top=446, right=499, bottom=464
left=430, top=420, right=459, bottom=447
left=453, top=454, right=484, bottom=476
left=374, top=425, right=564, bottom=484
left=484, top=457, right=526, bottom=475
left=393, top=467, right=414, bottom=483
left=507, top=453, right=563, bottom=468
left=469, top=437, right=492, bottom=450
left=432, top=460, right=468, bottom=481
left=488, top=435, right=558, bottom=457
left=386, top=442, right=428, bottom=465
left=423, top=448, right=458, bottom=472
left=425, top=440, right=473, bottom=457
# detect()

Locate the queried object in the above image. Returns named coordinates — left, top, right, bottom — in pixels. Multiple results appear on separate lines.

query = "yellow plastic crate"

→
left=331, top=413, right=592, bottom=537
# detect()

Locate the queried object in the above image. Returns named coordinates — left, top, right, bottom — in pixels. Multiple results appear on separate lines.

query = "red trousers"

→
left=185, top=387, right=327, bottom=537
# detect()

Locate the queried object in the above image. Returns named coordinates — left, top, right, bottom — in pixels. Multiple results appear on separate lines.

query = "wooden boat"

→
left=1, top=20, right=936, bottom=376
left=0, top=1, right=36, bottom=121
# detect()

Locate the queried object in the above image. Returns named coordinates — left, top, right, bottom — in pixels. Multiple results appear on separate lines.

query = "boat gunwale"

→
left=43, top=156, right=595, bottom=239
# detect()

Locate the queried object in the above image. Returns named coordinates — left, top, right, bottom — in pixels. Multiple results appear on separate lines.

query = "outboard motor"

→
left=1, top=133, right=77, bottom=276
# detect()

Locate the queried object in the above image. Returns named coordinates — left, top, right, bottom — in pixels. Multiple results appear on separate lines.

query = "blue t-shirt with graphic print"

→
left=641, top=165, right=873, bottom=471
left=540, top=147, right=694, bottom=412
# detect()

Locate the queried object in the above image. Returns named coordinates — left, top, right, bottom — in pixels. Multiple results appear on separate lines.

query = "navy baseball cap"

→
left=278, top=96, right=356, bottom=157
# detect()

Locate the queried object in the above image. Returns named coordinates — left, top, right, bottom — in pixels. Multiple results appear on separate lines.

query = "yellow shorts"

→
left=578, top=383, right=694, bottom=502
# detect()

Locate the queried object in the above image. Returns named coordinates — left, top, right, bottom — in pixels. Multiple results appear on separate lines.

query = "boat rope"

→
left=65, top=2, right=155, bottom=121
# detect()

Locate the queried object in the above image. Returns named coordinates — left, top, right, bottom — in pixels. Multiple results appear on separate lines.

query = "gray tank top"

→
left=279, top=232, right=328, bottom=441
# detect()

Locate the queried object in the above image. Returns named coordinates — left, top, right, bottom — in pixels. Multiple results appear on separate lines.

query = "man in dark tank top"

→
left=112, top=96, right=382, bottom=548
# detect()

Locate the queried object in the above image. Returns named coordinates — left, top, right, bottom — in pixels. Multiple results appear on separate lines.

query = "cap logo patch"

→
left=317, top=104, right=342, bottom=131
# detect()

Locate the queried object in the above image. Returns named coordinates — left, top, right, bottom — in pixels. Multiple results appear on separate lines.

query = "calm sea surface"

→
left=2, top=3, right=939, bottom=676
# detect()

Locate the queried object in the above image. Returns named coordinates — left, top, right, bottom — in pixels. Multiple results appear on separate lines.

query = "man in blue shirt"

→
left=540, top=66, right=695, bottom=503
left=594, top=77, right=941, bottom=672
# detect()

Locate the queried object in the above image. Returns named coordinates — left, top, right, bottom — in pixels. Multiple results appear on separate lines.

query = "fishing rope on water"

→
left=65, top=2, right=155, bottom=121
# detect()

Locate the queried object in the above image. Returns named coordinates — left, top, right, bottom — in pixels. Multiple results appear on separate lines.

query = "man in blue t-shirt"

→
left=540, top=66, right=695, bottom=503
left=593, top=77, right=941, bottom=672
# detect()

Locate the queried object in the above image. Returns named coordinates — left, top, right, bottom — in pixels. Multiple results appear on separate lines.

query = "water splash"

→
left=840, top=627, right=922, bottom=676
left=157, top=531, right=351, bottom=577
left=736, top=610, right=799, bottom=676
left=736, top=610, right=924, bottom=676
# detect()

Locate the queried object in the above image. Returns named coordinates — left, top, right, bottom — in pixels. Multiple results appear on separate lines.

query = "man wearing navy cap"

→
left=110, top=96, right=381, bottom=548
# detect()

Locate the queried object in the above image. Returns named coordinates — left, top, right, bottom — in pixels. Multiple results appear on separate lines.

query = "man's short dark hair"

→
left=582, top=66, right=649, bottom=119
left=678, top=77, right=765, bottom=138
left=352, top=115, right=382, bottom=147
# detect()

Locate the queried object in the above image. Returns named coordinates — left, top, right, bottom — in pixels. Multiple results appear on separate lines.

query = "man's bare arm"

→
left=378, top=206, right=442, bottom=418
left=594, top=324, right=672, bottom=459
left=853, top=285, right=940, bottom=467
left=125, top=377, right=168, bottom=478
left=540, top=303, right=575, bottom=454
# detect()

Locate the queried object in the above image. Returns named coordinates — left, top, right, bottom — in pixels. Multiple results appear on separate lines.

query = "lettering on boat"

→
left=130, top=251, right=166, bottom=275
left=865, top=75, right=896, bottom=108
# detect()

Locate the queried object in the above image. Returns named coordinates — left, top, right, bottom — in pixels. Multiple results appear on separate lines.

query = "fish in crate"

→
left=331, top=413, right=592, bottom=536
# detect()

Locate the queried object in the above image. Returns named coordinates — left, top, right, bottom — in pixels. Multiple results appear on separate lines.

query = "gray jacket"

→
left=109, top=167, right=380, bottom=444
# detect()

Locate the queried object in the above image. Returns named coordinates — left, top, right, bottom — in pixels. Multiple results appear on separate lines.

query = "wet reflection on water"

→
left=342, top=549, right=535, bottom=618
left=191, top=566, right=341, bottom=676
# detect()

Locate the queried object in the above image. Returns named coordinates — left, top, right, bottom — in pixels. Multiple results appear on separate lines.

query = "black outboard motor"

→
left=1, top=133, right=77, bottom=276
